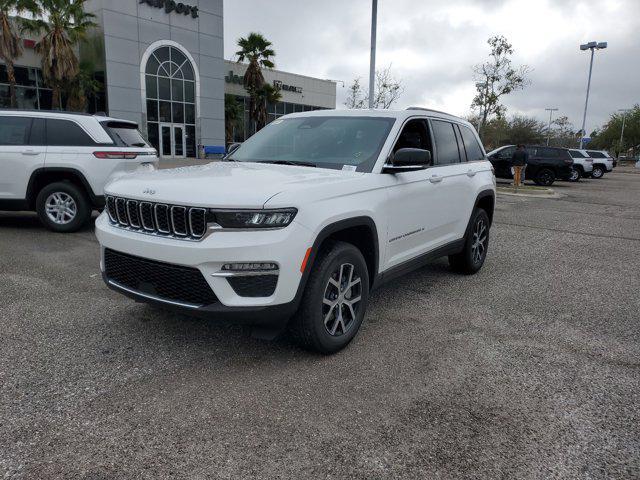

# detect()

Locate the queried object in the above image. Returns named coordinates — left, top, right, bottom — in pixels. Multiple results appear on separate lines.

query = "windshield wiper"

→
left=264, top=160, right=317, bottom=167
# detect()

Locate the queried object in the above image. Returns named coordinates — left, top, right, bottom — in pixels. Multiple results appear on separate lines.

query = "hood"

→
left=104, top=161, right=363, bottom=208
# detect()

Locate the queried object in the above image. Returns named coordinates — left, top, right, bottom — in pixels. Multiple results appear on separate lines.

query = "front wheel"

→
left=449, top=208, right=490, bottom=275
left=568, top=167, right=581, bottom=182
left=591, top=165, right=605, bottom=179
left=290, top=241, right=369, bottom=354
left=534, top=168, right=556, bottom=186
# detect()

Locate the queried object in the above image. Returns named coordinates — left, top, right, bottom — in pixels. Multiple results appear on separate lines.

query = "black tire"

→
left=568, top=167, right=581, bottom=182
left=35, top=182, right=91, bottom=233
left=534, top=168, right=555, bottom=186
left=290, top=241, right=370, bottom=354
left=449, top=208, right=490, bottom=275
left=591, top=165, right=605, bottom=179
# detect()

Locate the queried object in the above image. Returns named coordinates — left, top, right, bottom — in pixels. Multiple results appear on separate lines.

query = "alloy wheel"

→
left=322, top=263, right=362, bottom=337
left=570, top=169, right=579, bottom=181
left=592, top=167, right=603, bottom=178
left=45, top=192, right=77, bottom=225
left=471, top=217, right=487, bottom=265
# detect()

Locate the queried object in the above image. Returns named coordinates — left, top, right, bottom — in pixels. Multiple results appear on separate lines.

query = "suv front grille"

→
left=105, top=195, right=207, bottom=240
left=104, top=248, right=218, bottom=306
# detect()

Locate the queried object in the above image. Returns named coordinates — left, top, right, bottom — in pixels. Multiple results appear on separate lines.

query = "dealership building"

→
left=0, top=0, right=336, bottom=157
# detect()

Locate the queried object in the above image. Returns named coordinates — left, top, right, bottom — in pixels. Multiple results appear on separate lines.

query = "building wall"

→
left=84, top=0, right=225, bottom=149
left=224, top=60, right=336, bottom=109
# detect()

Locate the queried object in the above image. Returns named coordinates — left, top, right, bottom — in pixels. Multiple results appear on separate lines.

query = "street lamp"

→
left=368, top=0, right=378, bottom=109
left=618, top=108, right=630, bottom=157
left=545, top=108, right=558, bottom=146
left=578, top=41, right=607, bottom=149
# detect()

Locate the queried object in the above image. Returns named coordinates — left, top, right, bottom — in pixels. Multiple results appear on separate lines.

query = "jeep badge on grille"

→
left=143, top=188, right=156, bottom=195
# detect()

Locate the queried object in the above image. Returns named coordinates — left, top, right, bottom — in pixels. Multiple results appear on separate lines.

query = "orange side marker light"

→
left=300, top=247, right=312, bottom=273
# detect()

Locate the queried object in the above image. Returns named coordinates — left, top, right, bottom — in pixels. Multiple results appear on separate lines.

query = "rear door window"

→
left=46, top=119, right=97, bottom=146
left=102, top=122, right=149, bottom=147
left=459, top=125, right=484, bottom=161
left=540, top=147, right=560, bottom=158
left=0, top=116, right=31, bottom=145
left=432, top=120, right=461, bottom=165
left=587, top=151, right=606, bottom=158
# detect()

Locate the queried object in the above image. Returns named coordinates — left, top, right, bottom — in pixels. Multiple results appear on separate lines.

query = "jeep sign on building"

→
left=223, top=60, right=336, bottom=142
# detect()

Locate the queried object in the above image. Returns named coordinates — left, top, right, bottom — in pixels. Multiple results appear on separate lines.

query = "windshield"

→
left=228, top=116, right=396, bottom=172
left=102, top=122, right=149, bottom=148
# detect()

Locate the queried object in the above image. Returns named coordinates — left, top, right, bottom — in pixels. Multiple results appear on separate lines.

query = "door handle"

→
left=466, top=169, right=476, bottom=177
left=22, top=150, right=40, bottom=156
left=429, top=174, right=443, bottom=183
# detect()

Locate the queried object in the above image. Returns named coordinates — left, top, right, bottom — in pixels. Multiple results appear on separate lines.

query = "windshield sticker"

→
left=342, top=165, right=357, bottom=172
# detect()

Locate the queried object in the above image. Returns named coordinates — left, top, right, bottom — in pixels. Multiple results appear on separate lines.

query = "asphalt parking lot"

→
left=1, top=170, right=639, bottom=479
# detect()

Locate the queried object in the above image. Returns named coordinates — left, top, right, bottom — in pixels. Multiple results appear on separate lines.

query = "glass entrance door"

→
left=159, top=123, right=186, bottom=158
left=172, top=125, right=185, bottom=158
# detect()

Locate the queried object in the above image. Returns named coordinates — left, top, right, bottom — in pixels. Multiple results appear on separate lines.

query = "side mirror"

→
left=383, top=148, right=431, bottom=173
left=225, top=142, right=241, bottom=157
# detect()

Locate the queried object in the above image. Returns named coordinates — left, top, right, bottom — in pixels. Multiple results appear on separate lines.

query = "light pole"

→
left=578, top=41, right=607, bottom=149
left=618, top=108, right=630, bottom=156
left=368, top=0, right=378, bottom=109
left=545, top=108, right=558, bottom=146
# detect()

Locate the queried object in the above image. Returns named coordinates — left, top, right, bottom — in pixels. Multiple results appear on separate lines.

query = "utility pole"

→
left=578, top=41, right=607, bottom=149
left=618, top=108, right=629, bottom=156
left=368, top=0, right=378, bottom=109
left=545, top=108, right=558, bottom=146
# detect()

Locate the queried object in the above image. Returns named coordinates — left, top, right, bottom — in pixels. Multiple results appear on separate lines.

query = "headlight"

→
left=209, top=208, right=297, bottom=229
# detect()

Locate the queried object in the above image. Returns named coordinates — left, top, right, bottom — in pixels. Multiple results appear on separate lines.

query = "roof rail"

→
left=0, top=109, right=95, bottom=117
left=405, top=106, right=455, bottom=116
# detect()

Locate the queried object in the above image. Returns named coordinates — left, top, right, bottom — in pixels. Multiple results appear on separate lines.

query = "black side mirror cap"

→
left=383, top=148, right=431, bottom=173
left=225, top=142, right=242, bottom=157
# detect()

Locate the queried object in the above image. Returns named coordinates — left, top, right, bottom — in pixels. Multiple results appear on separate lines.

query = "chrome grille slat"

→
left=139, top=202, right=155, bottom=231
left=171, top=206, right=188, bottom=236
left=189, top=208, right=207, bottom=238
left=115, top=198, right=128, bottom=225
left=155, top=204, right=170, bottom=233
left=126, top=200, right=140, bottom=228
left=105, top=195, right=207, bottom=241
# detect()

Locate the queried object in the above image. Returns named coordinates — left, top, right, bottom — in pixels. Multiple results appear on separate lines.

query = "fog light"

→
left=222, top=262, right=278, bottom=272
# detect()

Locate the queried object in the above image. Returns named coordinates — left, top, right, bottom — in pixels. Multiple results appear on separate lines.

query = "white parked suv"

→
left=0, top=110, right=158, bottom=232
left=95, top=108, right=496, bottom=353
left=567, top=149, right=594, bottom=181
left=584, top=149, right=614, bottom=178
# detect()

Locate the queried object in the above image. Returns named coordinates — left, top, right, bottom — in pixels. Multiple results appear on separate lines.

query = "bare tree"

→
left=344, top=77, right=367, bottom=109
left=344, top=65, right=404, bottom=109
left=472, top=35, right=531, bottom=134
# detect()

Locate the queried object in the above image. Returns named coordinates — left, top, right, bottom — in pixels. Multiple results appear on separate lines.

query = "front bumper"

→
left=95, top=212, right=313, bottom=320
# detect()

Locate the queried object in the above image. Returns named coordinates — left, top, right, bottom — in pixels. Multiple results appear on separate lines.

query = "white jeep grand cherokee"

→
left=96, top=108, right=496, bottom=353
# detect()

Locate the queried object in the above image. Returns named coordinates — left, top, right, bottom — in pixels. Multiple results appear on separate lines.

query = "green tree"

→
left=472, top=35, right=531, bottom=134
left=21, top=0, right=96, bottom=110
left=590, top=105, right=640, bottom=155
left=235, top=32, right=275, bottom=133
left=0, top=0, right=37, bottom=107
left=255, top=83, right=282, bottom=130
left=224, top=94, right=244, bottom=145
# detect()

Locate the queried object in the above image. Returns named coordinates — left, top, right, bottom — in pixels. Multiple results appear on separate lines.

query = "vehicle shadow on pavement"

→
left=0, top=211, right=98, bottom=232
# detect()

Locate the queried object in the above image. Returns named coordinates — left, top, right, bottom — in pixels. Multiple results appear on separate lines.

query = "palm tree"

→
left=0, top=0, right=37, bottom=107
left=224, top=94, right=244, bottom=145
left=235, top=32, right=275, bottom=133
left=255, top=83, right=281, bottom=130
left=21, top=0, right=96, bottom=110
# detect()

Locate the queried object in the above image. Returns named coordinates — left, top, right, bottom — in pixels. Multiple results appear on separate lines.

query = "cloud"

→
left=223, top=0, right=640, bottom=129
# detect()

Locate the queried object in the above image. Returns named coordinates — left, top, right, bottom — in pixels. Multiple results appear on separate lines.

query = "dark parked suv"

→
left=487, top=145, right=573, bottom=186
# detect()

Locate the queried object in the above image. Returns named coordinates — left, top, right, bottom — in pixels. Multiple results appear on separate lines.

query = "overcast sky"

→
left=224, top=0, right=639, bottom=132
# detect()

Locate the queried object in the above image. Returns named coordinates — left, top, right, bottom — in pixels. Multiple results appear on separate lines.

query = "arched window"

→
left=144, top=46, right=196, bottom=157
